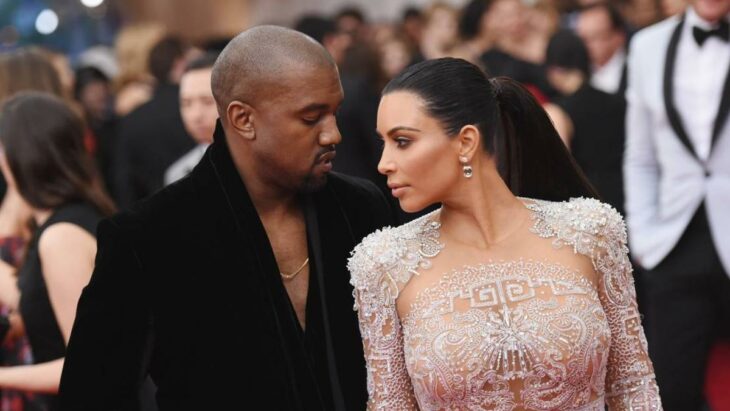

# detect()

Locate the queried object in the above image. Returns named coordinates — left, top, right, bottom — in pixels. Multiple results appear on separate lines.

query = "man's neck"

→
left=689, top=6, right=729, bottom=26
left=247, top=181, right=300, bottom=219
left=225, top=132, right=301, bottom=216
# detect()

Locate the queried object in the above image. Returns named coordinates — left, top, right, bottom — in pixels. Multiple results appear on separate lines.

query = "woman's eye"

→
left=395, top=137, right=410, bottom=148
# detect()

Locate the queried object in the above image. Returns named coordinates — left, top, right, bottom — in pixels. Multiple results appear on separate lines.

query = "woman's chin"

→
left=398, top=198, right=428, bottom=214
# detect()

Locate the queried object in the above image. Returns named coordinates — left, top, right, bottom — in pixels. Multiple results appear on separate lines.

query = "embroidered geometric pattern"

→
left=348, top=197, right=662, bottom=411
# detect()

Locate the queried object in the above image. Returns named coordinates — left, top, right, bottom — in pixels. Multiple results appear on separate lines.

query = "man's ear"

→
left=456, top=124, right=481, bottom=162
left=226, top=101, right=255, bottom=140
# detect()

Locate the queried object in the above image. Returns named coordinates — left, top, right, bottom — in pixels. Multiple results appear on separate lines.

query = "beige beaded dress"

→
left=348, top=197, right=662, bottom=411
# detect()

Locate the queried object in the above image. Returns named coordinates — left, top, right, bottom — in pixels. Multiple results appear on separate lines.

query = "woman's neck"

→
left=438, top=164, right=530, bottom=250
left=33, top=209, right=53, bottom=227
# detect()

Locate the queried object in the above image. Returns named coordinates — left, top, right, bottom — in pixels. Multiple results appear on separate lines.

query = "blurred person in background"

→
left=377, top=33, right=412, bottom=80
left=619, top=0, right=664, bottom=28
left=662, top=0, right=689, bottom=16
left=295, top=15, right=353, bottom=66
left=33, top=48, right=74, bottom=101
left=0, top=50, right=69, bottom=411
left=336, top=6, right=369, bottom=41
left=0, top=49, right=64, bottom=103
left=401, top=6, right=425, bottom=57
left=624, top=0, right=730, bottom=408
left=576, top=2, right=630, bottom=95
left=112, top=23, right=166, bottom=117
left=417, top=2, right=459, bottom=61
left=74, top=66, right=117, bottom=196
left=164, top=53, right=219, bottom=185
left=543, top=30, right=627, bottom=214
left=112, top=36, right=196, bottom=208
left=455, top=0, right=497, bottom=63
left=0, top=92, right=115, bottom=410
left=525, top=0, right=561, bottom=63
left=477, top=0, right=557, bottom=100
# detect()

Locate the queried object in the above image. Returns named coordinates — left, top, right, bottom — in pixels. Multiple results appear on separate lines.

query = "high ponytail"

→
left=383, top=58, right=597, bottom=202
left=489, top=77, right=597, bottom=201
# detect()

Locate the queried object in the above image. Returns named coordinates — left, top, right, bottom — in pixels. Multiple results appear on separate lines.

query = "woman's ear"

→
left=456, top=124, right=481, bottom=162
left=226, top=101, right=256, bottom=140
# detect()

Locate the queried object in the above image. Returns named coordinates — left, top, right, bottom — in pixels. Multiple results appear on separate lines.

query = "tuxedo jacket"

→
left=112, top=84, right=196, bottom=208
left=624, top=15, right=730, bottom=273
left=59, top=123, right=394, bottom=410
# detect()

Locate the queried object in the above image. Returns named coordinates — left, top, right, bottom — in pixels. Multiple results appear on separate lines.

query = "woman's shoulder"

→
left=524, top=196, right=627, bottom=255
left=42, top=202, right=103, bottom=238
left=348, top=210, right=443, bottom=305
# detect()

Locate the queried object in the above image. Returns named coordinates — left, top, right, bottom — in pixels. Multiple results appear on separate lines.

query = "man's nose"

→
left=320, top=115, right=342, bottom=146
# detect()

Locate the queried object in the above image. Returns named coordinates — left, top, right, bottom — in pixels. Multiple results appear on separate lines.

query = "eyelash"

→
left=394, top=137, right=410, bottom=148
left=302, top=116, right=321, bottom=125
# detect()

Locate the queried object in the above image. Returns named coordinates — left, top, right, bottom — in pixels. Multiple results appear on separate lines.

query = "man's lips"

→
left=317, top=150, right=336, bottom=163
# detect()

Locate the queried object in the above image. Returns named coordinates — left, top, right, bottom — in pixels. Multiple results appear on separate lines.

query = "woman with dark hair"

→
left=348, top=58, right=661, bottom=410
left=0, top=48, right=70, bottom=411
left=0, top=92, right=115, bottom=409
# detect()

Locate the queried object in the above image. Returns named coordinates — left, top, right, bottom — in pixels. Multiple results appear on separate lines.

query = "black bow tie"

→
left=693, top=20, right=730, bottom=46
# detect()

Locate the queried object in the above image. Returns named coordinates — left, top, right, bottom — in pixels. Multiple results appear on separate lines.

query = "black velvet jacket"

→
left=59, top=124, right=394, bottom=410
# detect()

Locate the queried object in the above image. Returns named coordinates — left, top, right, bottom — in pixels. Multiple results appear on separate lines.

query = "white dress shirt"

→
left=674, top=8, right=730, bottom=162
left=590, top=48, right=626, bottom=94
left=164, top=144, right=209, bottom=185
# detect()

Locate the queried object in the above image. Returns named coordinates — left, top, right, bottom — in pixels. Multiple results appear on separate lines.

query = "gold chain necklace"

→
left=280, top=257, right=309, bottom=280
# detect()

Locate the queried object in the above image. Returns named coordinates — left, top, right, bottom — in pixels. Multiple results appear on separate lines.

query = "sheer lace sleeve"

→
left=592, top=205, right=662, bottom=411
left=348, top=228, right=419, bottom=410
left=528, top=198, right=662, bottom=410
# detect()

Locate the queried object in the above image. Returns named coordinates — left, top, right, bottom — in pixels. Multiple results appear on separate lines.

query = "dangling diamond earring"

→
left=459, top=156, right=473, bottom=179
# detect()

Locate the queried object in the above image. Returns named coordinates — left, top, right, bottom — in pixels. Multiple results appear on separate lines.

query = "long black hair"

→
left=382, top=57, right=598, bottom=202
left=0, top=92, right=116, bottom=216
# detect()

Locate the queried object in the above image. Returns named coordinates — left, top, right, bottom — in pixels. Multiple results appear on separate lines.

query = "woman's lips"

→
left=388, top=184, right=408, bottom=198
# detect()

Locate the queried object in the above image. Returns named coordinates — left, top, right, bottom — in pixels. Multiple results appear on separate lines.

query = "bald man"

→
left=58, top=26, right=394, bottom=411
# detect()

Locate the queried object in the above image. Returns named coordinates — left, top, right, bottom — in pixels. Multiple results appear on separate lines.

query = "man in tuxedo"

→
left=59, top=26, right=393, bottom=410
left=624, top=0, right=730, bottom=409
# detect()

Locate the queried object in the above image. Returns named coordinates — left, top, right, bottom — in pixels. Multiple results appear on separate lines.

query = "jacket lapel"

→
left=205, top=121, right=323, bottom=410
left=663, top=16, right=701, bottom=160
left=711, top=58, right=730, bottom=151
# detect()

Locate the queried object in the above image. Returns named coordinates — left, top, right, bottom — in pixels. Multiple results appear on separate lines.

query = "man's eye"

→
left=302, top=116, right=320, bottom=125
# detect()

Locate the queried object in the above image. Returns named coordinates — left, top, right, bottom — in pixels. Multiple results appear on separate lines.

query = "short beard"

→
left=298, top=172, right=328, bottom=193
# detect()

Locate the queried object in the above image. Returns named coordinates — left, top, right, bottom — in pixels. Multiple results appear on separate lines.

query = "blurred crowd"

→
left=0, top=0, right=727, bottom=409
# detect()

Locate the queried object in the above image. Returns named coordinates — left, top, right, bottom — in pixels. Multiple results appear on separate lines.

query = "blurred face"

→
left=576, top=8, right=626, bottom=68
left=403, top=15, right=424, bottom=44
left=381, top=39, right=410, bottom=79
left=249, top=64, right=343, bottom=193
left=424, top=7, right=458, bottom=48
left=180, top=68, right=217, bottom=145
left=692, top=0, right=730, bottom=22
left=488, top=0, right=529, bottom=40
left=338, top=15, right=362, bottom=38
left=377, top=92, right=461, bottom=213
left=79, top=80, right=110, bottom=122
